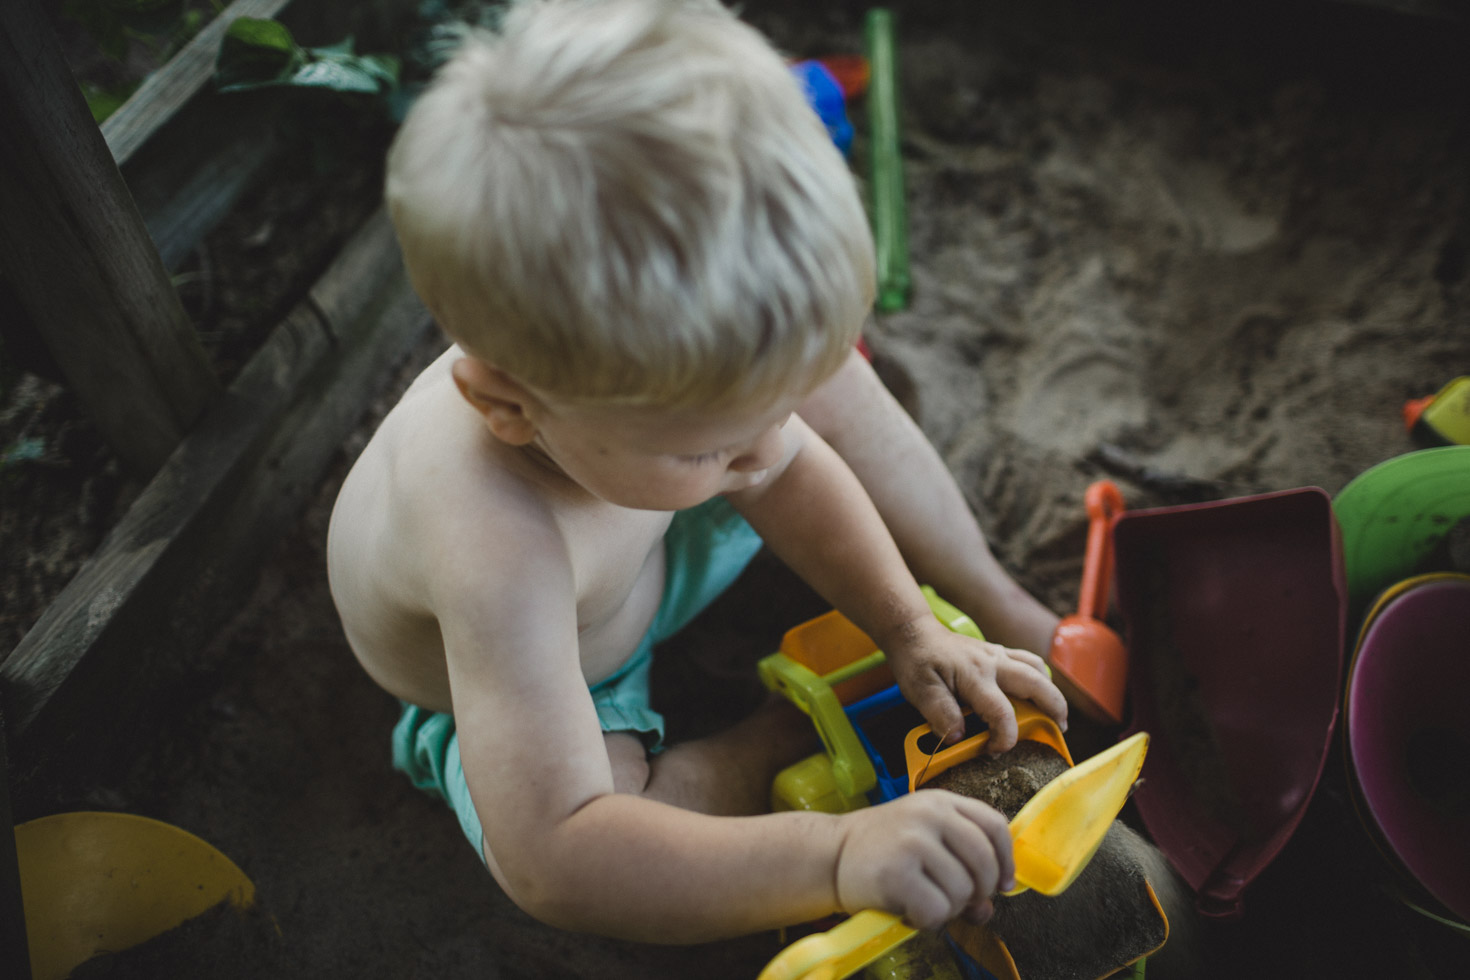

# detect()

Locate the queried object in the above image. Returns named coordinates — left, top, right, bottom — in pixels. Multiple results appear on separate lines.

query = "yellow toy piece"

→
left=770, top=752, right=871, bottom=814
left=1404, top=375, right=1470, bottom=445
left=761, top=587, right=982, bottom=806
left=14, top=811, right=257, bottom=980
left=758, top=909, right=920, bottom=980
left=1003, top=733, right=1149, bottom=896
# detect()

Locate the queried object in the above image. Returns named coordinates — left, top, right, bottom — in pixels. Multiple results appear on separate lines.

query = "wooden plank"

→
left=0, top=0, right=219, bottom=476
left=0, top=209, right=434, bottom=792
left=124, top=92, right=284, bottom=270
left=101, top=0, right=293, bottom=167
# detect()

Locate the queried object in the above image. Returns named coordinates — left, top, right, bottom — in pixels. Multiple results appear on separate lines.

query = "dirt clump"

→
left=925, top=739, right=1070, bottom=817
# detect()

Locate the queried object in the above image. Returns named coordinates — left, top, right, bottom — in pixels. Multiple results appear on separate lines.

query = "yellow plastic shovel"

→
left=14, top=811, right=257, bottom=980
left=1003, top=731, right=1149, bottom=896
left=758, top=731, right=1150, bottom=980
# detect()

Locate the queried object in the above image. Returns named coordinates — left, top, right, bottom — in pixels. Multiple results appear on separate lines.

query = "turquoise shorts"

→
left=391, top=495, right=764, bottom=856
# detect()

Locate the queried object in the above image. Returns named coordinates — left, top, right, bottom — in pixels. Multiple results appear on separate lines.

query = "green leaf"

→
left=80, top=79, right=140, bottom=123
left=347, top=53, right=400, bottom=86
left=215, top=17, right=301, bottom=91
left=291, top=59, right=384, bottom=94
left=216, top=19, right=399, bottom=96
left=224, top=16, right=297, bottom=54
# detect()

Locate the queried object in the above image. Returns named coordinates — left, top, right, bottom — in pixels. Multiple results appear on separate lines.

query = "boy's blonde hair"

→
left=385, top=0, right=875, bottom=409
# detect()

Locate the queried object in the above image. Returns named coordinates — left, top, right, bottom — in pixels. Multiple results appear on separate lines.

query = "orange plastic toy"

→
left=1048, top=481, right=1129, bottom=724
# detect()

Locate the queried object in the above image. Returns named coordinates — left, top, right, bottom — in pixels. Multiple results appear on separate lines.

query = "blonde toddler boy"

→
left=328, top=0, right=1067, bottom=942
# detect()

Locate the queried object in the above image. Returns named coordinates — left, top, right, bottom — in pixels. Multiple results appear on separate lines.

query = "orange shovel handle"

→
left=1076, top=481, right=1125, bottom=621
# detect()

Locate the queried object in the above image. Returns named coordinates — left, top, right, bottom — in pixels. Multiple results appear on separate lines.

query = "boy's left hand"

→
left=883, top=617, right=1067, bottom=753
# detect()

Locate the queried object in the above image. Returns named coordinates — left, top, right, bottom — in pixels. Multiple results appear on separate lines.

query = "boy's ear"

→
left=451, top=357, right=540, bottom=446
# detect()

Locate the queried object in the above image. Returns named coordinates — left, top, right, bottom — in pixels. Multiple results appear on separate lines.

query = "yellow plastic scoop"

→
left=1003, top=732, right=1149, bottom=896
left=14, top=811, right=256, bottom=980
left=759, top=731, right=1151, bottom=980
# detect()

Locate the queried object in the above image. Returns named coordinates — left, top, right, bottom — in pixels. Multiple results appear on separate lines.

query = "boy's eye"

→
left=681, top=451, right=723, bottom=465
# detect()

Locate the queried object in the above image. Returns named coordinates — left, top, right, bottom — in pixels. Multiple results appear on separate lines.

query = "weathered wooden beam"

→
left=0, top=209, right=434, bottom=792
left=123, top=92, right=285, bottom=271
left=0, top=0, right=219, bottom=476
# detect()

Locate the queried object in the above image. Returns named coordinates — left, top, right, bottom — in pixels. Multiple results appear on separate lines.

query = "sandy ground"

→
left=13, top=1, right=1470, bottom=977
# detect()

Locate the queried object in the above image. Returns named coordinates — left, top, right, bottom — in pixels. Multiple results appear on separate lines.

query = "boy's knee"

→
left=604, top=731, right=653, bottom=794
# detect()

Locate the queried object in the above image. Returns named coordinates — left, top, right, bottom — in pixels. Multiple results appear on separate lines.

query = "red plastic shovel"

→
left=1048, top=480, right=1129, bottom=725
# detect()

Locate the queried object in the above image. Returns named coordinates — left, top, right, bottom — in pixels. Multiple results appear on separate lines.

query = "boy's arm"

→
left=431, top=510, right=1012, bottom=941
left=728, top=416, right=1067, bottom=749
left=798, top=350, right=1061, bottom=659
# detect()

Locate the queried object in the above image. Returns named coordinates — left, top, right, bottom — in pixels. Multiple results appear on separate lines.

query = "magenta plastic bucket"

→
left=1112, top=488, right=1346, bottom=918
left=1345, top=575, right=1470, bottom=927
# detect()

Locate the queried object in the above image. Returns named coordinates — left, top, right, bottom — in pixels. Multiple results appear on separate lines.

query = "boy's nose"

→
left=728, top=421, right=786, bottom=472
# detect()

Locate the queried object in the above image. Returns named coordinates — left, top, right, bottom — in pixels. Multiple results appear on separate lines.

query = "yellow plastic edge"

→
left=15, top=811, right=256, bottom=980
left=756, top=909, right=917, bottom=980
left=1004, top=732, right=1150, bottom=896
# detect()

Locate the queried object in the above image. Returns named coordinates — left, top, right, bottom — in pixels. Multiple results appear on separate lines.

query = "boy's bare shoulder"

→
left=329, top=349, right=564, bottom=603
left=328, top=348, right=585, bottom=709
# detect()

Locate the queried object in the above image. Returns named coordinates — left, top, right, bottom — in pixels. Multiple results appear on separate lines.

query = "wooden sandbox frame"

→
left=0, top=2, right=428, bottom=974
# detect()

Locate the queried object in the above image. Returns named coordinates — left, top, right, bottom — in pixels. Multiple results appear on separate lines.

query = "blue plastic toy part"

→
left=843, top=684, right=916, bottom=804
left=790, top=59, right=854, bottom=156
left=944, top=933, right=1002, bottom=980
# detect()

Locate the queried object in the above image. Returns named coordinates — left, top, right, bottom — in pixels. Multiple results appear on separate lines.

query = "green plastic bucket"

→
left=1332, top=446, right=1470, bottom=618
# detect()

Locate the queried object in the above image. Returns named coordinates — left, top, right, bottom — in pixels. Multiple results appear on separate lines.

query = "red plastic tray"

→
left=1113, top=488, right=1346, bottom=918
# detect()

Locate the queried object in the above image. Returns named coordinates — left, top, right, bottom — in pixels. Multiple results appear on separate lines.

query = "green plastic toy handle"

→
left=757, top=654, right=877, bottom=799
left=865, top=8, right=910, bottom=312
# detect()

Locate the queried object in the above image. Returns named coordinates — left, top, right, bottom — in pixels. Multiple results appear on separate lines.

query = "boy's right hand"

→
left=883, top=615, right=1067, bottom=755
left=834, top=790, right=1014, bottom=931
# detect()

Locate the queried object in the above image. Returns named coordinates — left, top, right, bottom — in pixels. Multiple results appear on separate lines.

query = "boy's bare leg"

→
left=800, top=350, right=1061, bottom=658
left=606, top=697, right=817, bottom=815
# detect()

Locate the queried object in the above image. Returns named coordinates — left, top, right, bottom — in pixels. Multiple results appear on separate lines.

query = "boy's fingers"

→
left=899, top=877, right=956, bottom=932
left=955, top=673, right=1019, bottom=752
left=921, top=848, right=979, bottom=920
left=1004, top=645, right=1050, bottom=674
left=957, top=795, right=1015, bottom=894
left=940, top=803, right=1003, bottom=901
left=914, top=677, right=965, bottom=745
left=998, top=658, right=1069, bottom=730
left=963, top=897, right=996, bottom=925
